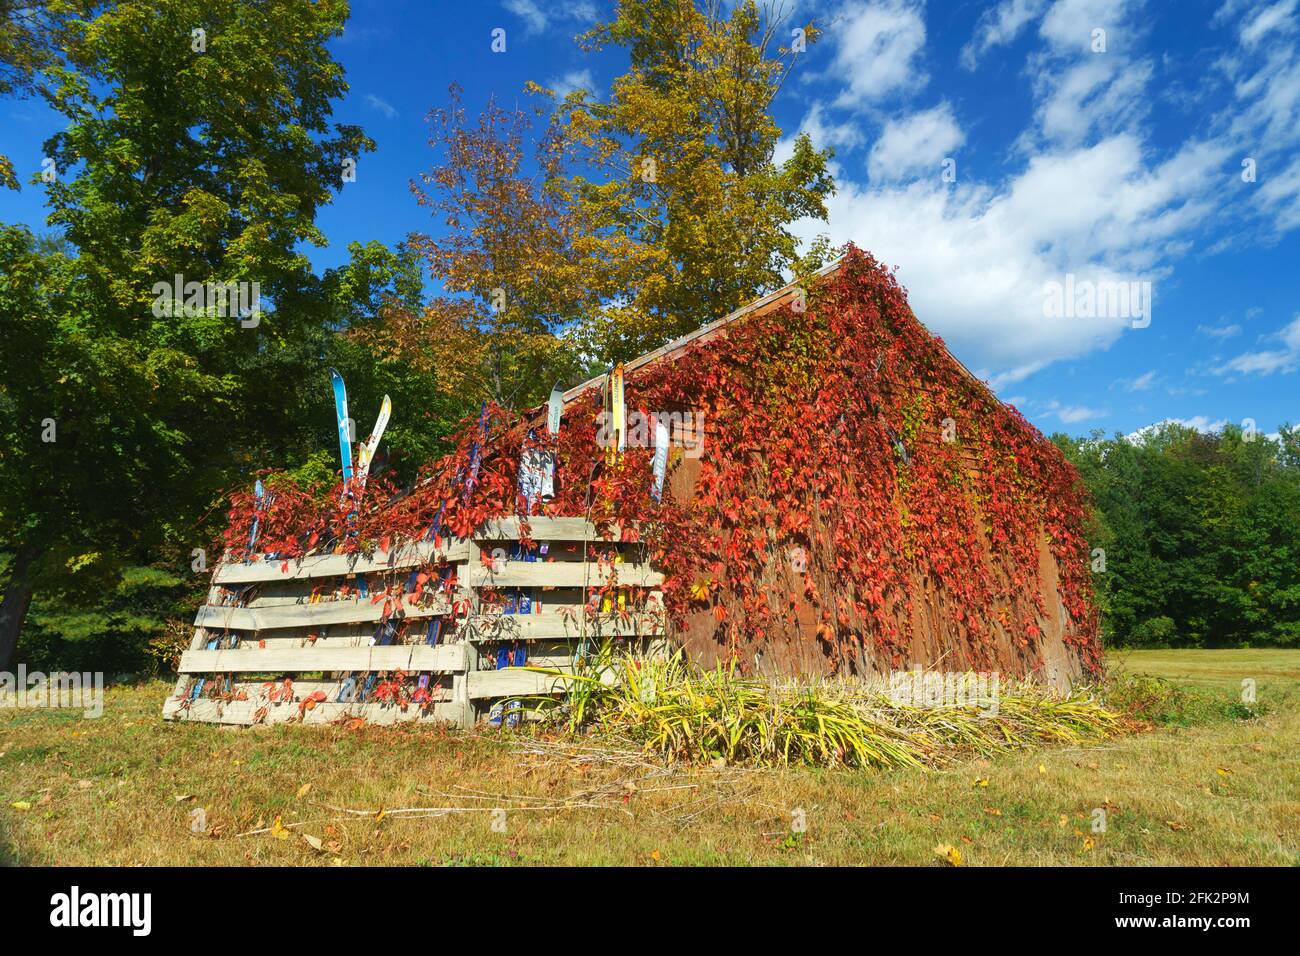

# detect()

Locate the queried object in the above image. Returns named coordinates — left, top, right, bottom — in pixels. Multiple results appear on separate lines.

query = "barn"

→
left=165, top=245, right=1101, bottom=727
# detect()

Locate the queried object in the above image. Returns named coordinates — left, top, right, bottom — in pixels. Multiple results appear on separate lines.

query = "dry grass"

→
left=0, top=649, right=1296, bottom=866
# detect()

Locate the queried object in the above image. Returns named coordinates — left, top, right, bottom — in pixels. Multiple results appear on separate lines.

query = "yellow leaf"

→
left=650, top=850, right=660, bottom=861
left=1058, top=814, right=1069, bottom=828
left=374, top=806, right=386, bottom=823
left=297, top=783, right=312, bottom=798
left=1038, top=764, right=1047, bottom=775
left=983, top=807, right=1002, bottom=816
left=10, top=801, right=31, bottom=811
left=271, top=815, right=290, bottom=840
left=973, top=777, right=989, bottom=788
left=933, top=843, right=962, bottom=866
left=1215, top=767, right=1232, bottom=776
left=1082, top=836, right=1095, bottom=852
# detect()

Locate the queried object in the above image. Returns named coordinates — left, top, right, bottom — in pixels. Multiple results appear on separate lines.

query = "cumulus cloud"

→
left=960, top=0, right=1049, bottom=69
left=1213, top=314, right=1300, bottom=376
left=827, top=0, right=928, bottom=107
left=779, top=0, right=1300, bottom=386
left=867, top=102, right=965, bottom=180
left=796, top=133, right=1227, bottom=383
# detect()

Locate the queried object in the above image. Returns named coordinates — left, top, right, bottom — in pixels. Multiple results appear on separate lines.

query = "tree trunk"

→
left=0, top=545, right=39, bottom=672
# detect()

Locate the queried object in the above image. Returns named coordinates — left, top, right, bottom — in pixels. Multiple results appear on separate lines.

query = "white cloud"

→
left=1126, top=416, right=1229, bottom=442
left=867, top=102, right=965, bottom=180
left=1240, top=0, right=1298, bottom=47
left=1032, top=55, right=1154, bottom=145
left=1213, top=314, right=1300, bottom=376
left=1039, top=0, right=1135, bottom=51
left=775, top=103, right=866, bottom=166
left=828, top=0, right=928, bottom=107
left=1197, top=321, right=1242, bottom=338
left=784, top=0, right=1297, bottom=386
left=1057, top=404, right=1106, bottom=423
left=548, top=69, right=595, bottom=99
left=961, top=0, right=1049, bottom=69
left=504, top=0, right=548, bottom=34
left=1254, top=154, right=1300, bottom=231
left=503, top=0, right=596, bottom=36
left=794, top=133, right=1227, bottom=382
left=1125, top=370, right=1157, bottom=390
left=1017, top=1, right=1158, bottom=149
left=363, top=94, right=398, bottom=119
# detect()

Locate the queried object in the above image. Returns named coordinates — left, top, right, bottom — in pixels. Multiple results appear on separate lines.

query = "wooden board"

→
left=466, top=561, right=662, bottom=589
left=193, top=599, right=453, bottom=632
left=162, top=695, right=462, bottom=726
left=213, top=540, right=468, bottom=585
left=475, top=517, right=624, bottom=541
left=460, top=612, right=662, bottom=641
left=178, top=643, right=467, bottom=674
left=466, top=667, right=573, bottom=699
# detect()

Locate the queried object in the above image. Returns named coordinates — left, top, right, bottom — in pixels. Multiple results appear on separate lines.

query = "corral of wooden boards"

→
left=163, top=517, right=665, bottom=727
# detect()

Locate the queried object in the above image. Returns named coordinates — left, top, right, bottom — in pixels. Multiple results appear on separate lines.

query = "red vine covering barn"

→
left=212, top=245, right=1101, bottom=710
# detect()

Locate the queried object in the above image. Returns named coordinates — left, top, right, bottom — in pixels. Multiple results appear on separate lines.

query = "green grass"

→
left=0, top=649, right=1296, bottom=866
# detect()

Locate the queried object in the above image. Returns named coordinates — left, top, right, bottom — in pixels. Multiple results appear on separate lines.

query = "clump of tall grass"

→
left=520, top=646, right=1123, bottom=770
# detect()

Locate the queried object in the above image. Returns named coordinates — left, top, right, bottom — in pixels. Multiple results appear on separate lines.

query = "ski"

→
left=652, top=417, right=669, bottom=501
left=247, top=478, right=265, bottom=550
left=356, top=394, right=391, bottom=484
left=543, top=382, right=562, bottom=503
left=329, top=368, right=353, bottom=481
left=604, top=363, right=625, bottom=466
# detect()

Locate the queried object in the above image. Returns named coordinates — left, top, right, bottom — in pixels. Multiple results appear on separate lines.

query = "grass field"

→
left=1, top=649, right=1296, bottom=866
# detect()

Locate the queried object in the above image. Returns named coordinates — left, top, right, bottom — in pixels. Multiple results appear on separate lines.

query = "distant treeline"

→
left=1055, top=424, right=1300, bottom=649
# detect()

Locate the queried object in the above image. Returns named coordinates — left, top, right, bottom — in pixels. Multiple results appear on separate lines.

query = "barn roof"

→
left=558, top=251, right=1003, bottom=411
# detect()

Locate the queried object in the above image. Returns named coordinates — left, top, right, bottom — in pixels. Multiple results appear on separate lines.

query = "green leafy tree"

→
left=0, top=0, right=375, bottom=669
left=1054, top=423, right=1300, bottom=649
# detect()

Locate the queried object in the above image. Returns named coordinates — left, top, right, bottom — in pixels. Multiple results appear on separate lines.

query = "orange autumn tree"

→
left=352, top=85, right=601, bottom=408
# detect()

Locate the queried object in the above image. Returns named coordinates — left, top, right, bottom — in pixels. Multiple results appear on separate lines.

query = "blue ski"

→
left=329, top=368, right=353, bottom=481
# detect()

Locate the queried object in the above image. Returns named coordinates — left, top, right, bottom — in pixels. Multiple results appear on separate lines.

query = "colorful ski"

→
left=605, top=364, right=625, bottom=466
left=329, top=368, right=353, bottom=481
left=248, top=478, right=265, bottom=550
left=356, top=394, right=391, bottom=483
left=543, top=382, right=562, bottom=502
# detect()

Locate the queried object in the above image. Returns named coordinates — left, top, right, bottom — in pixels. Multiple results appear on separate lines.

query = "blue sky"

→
left=2, top=0, right=1297, bottom=438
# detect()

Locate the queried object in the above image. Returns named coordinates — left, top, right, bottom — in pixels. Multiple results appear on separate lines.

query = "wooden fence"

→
left=162, top=517, right=665, bottom=727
